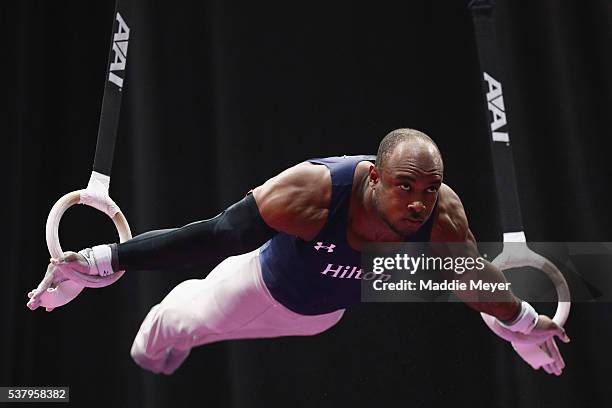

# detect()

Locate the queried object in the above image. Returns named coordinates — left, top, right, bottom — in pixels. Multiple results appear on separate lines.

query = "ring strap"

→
left=93, top=0, right=132, bottom=177
left=469, top=0, right=524, bottom=235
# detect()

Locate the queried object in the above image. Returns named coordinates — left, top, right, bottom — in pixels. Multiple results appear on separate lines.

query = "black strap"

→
left=469, top=0, right=524, bottom=233
left=93, top=0, right=132, bottom=177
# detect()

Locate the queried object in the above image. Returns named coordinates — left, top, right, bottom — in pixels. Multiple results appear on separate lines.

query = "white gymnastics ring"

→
left=45, top=189, right=132, bottom=288
left=480, top=242, right=571, bottom=344
left=28, top=172, right=132, bottom=311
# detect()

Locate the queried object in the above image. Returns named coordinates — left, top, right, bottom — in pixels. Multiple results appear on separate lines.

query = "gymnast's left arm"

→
left=52, top=191, right=278, bottom=275
left=431, top=186, right=569, bottom=341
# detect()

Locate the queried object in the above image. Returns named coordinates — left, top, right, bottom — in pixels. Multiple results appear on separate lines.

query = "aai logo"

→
left=483, top=72, right=509, bottom=144
left=108, top=12, right=130, bottom=89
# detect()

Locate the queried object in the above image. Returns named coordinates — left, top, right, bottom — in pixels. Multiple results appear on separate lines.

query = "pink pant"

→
left=130, top=248, right=345, bottom=374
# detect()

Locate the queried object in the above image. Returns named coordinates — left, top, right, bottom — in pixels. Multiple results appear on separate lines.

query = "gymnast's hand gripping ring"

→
left=27, top=172, right=132, bottom=310
left=480, top=240, right=571, bottom=344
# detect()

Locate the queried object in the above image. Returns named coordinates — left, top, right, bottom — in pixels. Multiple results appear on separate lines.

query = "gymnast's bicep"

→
left=252, top=162, right=331, bottom=240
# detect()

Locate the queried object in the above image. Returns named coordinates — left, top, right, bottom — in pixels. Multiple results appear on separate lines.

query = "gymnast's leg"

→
left=130, top=248, right=344, bottom=375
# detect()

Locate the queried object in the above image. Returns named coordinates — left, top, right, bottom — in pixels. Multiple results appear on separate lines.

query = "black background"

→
left=6, top=1, right=612, bottom=407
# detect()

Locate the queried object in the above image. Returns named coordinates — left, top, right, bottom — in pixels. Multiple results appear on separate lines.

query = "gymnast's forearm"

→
left=109, top=194, right=277, bottom=272
left=456, top=261, right=521, bottom=322
left=464, top=298, right=521, bottom=322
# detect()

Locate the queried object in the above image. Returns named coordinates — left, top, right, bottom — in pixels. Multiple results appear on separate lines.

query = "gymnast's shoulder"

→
left=430, top=183, right=474, bottom=244
left=252, top=161, right=331, bottom=238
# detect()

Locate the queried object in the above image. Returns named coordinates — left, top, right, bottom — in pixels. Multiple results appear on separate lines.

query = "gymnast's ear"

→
left=368, top=164, right=379, bottom=185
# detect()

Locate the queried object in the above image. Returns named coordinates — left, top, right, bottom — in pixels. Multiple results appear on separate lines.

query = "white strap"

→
left=498, top=301, right=538, bottom=334
left=92, top=244, right=114, bottom=276
left=79, top=245, right=114, bottom=277
left=79, top=171, right=120, bottom=217
left=502, top=231, right=526, bottom=242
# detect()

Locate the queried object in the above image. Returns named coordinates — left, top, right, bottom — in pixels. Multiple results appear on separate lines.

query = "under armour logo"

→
left=314, top=242, right=336, bottom=253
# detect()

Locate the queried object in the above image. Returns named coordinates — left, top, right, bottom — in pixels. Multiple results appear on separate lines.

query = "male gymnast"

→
left=45, top=128, right=570, bottom=375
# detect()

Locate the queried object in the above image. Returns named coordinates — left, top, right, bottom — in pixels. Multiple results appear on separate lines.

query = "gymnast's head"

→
left=369, top=128, right=444, bottom=236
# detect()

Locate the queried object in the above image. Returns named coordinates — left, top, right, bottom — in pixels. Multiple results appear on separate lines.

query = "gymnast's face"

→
left=370, top=142, right=443, bottom=237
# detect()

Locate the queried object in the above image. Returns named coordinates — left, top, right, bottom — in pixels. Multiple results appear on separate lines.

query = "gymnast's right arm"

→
left=53, top=162, right=328, bottom=275
left=111, top=192, right=277, bottom=272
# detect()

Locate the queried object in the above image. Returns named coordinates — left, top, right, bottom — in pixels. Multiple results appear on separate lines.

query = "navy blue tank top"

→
left=260, top=155, right=437, bottom=315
